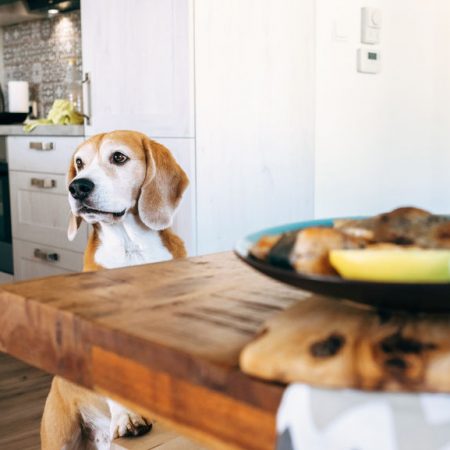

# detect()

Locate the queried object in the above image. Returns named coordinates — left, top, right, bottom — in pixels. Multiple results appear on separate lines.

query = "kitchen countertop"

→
left=0, top=124, right=84, bottom=136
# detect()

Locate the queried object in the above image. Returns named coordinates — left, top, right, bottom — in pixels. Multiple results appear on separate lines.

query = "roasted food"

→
left=250, top=235, right=281, bottom=260
left=335, top=207, right=450, bottom=249
left=290, top=228, right=368, bottom=275
left=250, top=206, right=450, bottom=278
left=251, top=228, right=369, bottom=276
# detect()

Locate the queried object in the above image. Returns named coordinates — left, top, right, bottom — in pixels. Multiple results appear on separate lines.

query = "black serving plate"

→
left=0, top=112, right=28, bottom=124
left=235, top=218, right=450, bottom=312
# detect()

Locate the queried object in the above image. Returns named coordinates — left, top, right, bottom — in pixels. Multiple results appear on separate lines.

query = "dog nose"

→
left=69, top=178, right=95, bottom=200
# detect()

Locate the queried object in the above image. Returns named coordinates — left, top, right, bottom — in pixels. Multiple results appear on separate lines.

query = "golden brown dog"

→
left=40, top=130, right=188, bottom=449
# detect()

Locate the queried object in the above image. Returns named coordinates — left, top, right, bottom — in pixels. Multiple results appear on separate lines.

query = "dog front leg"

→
left=107, top=398, right=152, bottom=440
left=41, top=377, right=84, bottom=450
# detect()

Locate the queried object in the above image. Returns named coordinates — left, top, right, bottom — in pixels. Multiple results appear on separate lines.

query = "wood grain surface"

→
left=112, top=420, right=206, bottom=450
left=0, top=352, right=52, bottom=450
left=0, top=253, right=303, bottom=450
left=241, top=296, right=450, bottom=392
left=0, top=353, right=204, bottom=450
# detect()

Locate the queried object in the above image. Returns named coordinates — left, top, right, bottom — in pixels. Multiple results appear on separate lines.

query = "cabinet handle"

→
left=29, top=142, right=54, bottom=151
left=34, top=249, right=59, bottom=262
left=82, top=72, right=92, bottom=125
left=31, top=178, right=57, bottom=189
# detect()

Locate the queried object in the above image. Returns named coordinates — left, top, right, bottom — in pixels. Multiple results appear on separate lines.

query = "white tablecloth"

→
left=277, top=384, right=450, bottom=450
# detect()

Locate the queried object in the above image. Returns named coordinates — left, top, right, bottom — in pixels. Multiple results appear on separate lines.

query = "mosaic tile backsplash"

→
left=2, top=11, right=82, bottom=117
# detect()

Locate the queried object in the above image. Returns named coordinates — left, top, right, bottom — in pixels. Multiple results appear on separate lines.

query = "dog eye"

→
left=75, top=158, right=83, bottom=170
left=111, top=152, right=129, bottom=165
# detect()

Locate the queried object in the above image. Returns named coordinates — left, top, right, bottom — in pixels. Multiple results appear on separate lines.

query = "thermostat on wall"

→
left=357, top=47, right=381, bottom=74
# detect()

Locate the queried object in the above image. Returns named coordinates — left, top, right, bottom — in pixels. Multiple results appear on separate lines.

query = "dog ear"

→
left=67, top=213, right=82, bottom=241
left=138, top=138, right=189, bottom=230
left=66, top=154, right=83, bottom=241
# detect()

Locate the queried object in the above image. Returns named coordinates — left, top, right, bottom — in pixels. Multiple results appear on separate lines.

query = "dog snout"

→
left=69, top=178, right=95, bottom=201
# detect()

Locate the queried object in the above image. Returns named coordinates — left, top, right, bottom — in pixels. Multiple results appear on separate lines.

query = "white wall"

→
left=194, top=0, right=315, bottom=254
left=432, top=0, right=450, bottom=210
left=315, top=0, right=450, bottom=218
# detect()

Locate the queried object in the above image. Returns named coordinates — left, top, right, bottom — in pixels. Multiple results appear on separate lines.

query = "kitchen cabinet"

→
left=7, top=136, right=82, bottom=174
left=194, top=0, right=315, bottom=253
left=9, top=171, right=87, bottom=253
left=79, top=0, right=315, bottom=256
left=7, top=135, right=195, bottom=278
left=7, top=136, right=87, bottom=281
left=13, top=239, right=83, bottom=281
left=80, top=0, right=194, bottom=138
left=80, top=0, right=197, bottom=254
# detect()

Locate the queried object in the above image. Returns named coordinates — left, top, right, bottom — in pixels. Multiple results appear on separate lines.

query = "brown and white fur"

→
left=40, top=130, right=188, bottom=449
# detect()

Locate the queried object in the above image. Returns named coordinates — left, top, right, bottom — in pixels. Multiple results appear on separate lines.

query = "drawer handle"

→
left=29, top=142, right=54, bottom=151
left=34, top=249, right=59, bottom=262
left=31, top=178, right=57, bottom=189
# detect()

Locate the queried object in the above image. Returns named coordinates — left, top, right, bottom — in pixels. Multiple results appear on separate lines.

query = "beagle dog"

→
left=40, top=130, right=189, bottom=449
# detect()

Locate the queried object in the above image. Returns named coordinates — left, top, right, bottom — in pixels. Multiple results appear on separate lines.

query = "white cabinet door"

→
left=9, top=171, right=88, bottom=252
left=194, top=0, right=315, bottom=254
left=81, top=0, right=194, bottom=138
left=13, top=239, right=83, bottom=281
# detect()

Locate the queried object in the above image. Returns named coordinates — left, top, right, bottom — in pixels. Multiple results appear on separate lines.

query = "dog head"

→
left=67, top=130, right=189, bottom=241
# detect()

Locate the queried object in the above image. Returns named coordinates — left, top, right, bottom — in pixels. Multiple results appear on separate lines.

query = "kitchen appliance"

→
left=0, top=112, right=28, bottom=124
left=0, top=159, right=13, bottom=274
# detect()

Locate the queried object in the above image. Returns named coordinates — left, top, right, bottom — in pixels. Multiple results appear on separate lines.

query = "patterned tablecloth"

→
left=277, top=384, right=450, bottom=450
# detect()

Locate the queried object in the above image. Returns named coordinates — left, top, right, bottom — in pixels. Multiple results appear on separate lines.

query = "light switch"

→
left=361, top=7, right=381, bottom=44
left=357, top=47, right=381, bottom=74
left=370, top=9, right=382, bottom=27
left=333, top=20, right=349, bottom=42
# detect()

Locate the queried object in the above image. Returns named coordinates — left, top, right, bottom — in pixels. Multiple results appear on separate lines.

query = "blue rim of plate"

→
left=235, top=217, right=368, bottom=283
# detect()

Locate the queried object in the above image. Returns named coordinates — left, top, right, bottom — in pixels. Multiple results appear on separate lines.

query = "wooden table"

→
left=0, top=252, right=302, bottom=450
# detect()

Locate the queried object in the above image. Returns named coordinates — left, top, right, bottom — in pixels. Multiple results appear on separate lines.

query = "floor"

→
left=0, top=272, right=13, bottom=284
left=0, top=352, right=205, bottom=449
left=0, top=352, right=51, bottom=449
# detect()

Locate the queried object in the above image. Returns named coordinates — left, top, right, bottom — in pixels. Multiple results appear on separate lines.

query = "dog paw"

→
left=110, top=412, right=152, bottom=439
